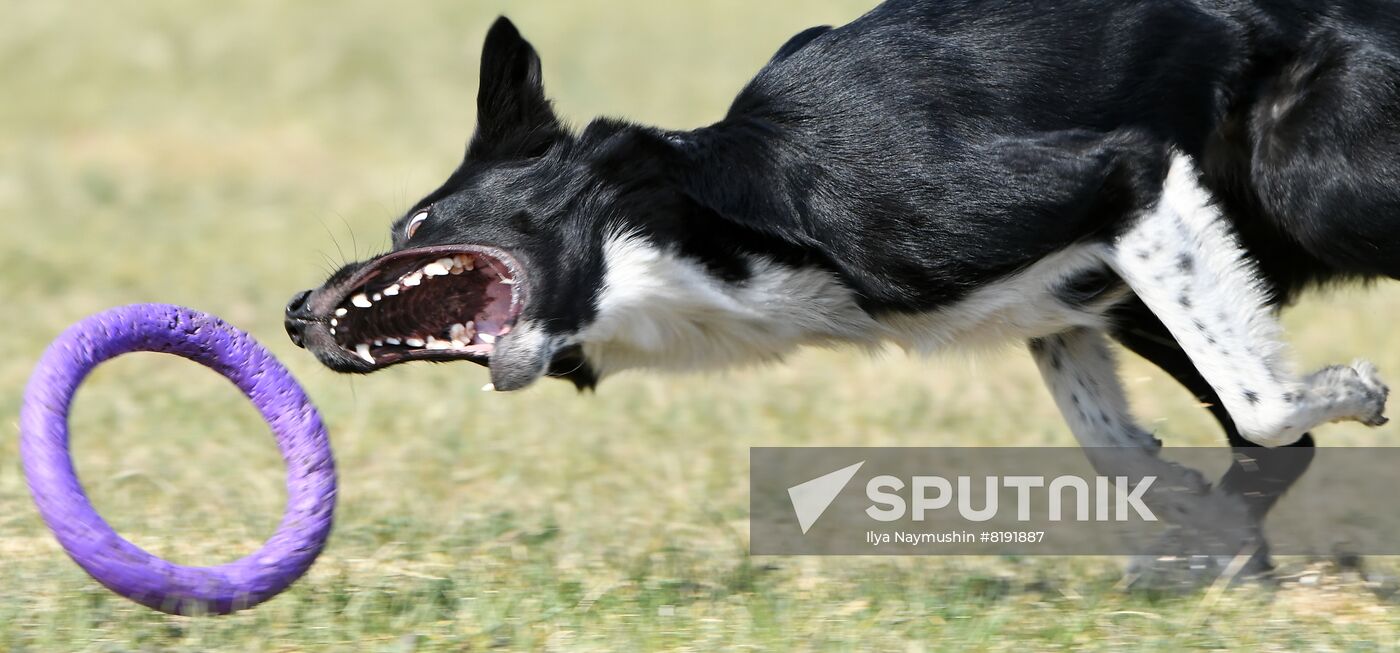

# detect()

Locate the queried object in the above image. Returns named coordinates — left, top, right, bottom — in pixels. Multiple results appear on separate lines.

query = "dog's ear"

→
left=587, top=123, right=822, bottom=249
left=469, top=17, right=564, bottom=160
left=584, top=121, right=685, bottom=183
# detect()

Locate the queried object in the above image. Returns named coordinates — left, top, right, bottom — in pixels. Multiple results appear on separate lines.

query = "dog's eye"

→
left=404, top=210, right=429, bottom=240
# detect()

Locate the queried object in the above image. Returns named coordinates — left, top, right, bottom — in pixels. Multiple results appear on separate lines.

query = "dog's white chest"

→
left=877, top=245, right=1120, bottom=354
left=576, top=234, right=1120, bottom=376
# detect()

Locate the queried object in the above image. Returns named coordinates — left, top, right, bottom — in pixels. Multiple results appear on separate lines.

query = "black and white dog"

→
left=285, top=1, right=1398, bottom=568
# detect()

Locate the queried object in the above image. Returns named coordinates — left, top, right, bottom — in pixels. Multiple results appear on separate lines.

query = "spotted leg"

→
left=1112, top=298, right=1318, bottom=575
left=1105, top=154, right=1389, bottom=447
left=1029, top=327, right=1162, bottom=450
left=1030, top=328, right=1259, bottom=568
left=1111, top=298, right=1316, bottom=527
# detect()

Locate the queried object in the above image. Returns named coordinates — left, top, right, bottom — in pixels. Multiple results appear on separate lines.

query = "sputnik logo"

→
left=787, top=461, right=865, bottom=534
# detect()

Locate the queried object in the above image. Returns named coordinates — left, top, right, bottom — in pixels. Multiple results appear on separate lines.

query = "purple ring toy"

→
left=19, top=304, right=336, bottom=615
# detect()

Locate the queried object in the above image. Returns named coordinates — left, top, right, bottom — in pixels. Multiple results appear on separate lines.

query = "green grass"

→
left=5, top=1, right=1400, bottom=650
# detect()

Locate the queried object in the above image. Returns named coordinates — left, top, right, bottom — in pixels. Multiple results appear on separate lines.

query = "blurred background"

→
left=4, top=1, right=1400, bottom=650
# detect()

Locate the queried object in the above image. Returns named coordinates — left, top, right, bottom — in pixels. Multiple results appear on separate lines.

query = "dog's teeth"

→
left=330, top=318, right=338, bottom=327
left=449, top=322, right=475, bottom=350
left=481, top=383, right=495, bottom=392
left=426, top=339, right=453, bottom=350
left=373, top=293, right=383, bottom=302
left=385, top=337, right=402, bottom=345
left=423, top=262, right=450, bottom=277
left=329, top=327, right=337, bottom=335
left=402, top=272, right=422, bottom=287
left=355, top=343, right=375, bottom=364
left=351, top=293, right=372, bottom=308
left=448, top=322, right=475, bottom=342
left=383, top=285, right=400, bottom=296
left=335, top=308, right=348, bottom=317
left=477, top=332, right=496, bottom=345
left=499, top=277, right=515, bottom=285
left=405, top=337, right=425, bottom=348
left=374, top=339, right=384, bottom=346
left=455, top=254, right=475, bottom=270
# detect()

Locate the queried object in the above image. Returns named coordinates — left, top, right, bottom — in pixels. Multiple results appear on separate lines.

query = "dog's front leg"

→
left=1029, top=327, right=1160, bottom=450
left=1106, top=154, right=1389, bottom=446
left=1030, top=328, right=1258, bottom=569
left=1029, top=327, right=1231, bottom=507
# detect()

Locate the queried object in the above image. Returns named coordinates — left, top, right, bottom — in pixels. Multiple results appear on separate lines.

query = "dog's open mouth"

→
left=321, top=245, right=525, bottom=369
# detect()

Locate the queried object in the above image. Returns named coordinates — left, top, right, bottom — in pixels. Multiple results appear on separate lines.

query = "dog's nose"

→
left=284, top=289, right=314, bottom=349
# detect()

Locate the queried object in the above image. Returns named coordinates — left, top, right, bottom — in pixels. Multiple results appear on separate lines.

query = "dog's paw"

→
left=1308, top=361, right=1389, bottom=427
left=1350, top=360, right=1390, bottom=427
left=1124, top=527, right=1274, bottom=593
left=1124, top=550, right=1274, bottom=593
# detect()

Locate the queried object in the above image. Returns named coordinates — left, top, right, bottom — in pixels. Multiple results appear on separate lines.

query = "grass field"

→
left=5, top=1, right=1400, bottom=650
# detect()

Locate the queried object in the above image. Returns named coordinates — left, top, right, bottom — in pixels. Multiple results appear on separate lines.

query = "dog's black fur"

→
left=287, top=0, right=1400, bottom=558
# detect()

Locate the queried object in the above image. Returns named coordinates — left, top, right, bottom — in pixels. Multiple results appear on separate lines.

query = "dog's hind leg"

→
left=1105, top=154, right=1389, bottom=447
left=1247, top=31, right=1400, bottom=281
